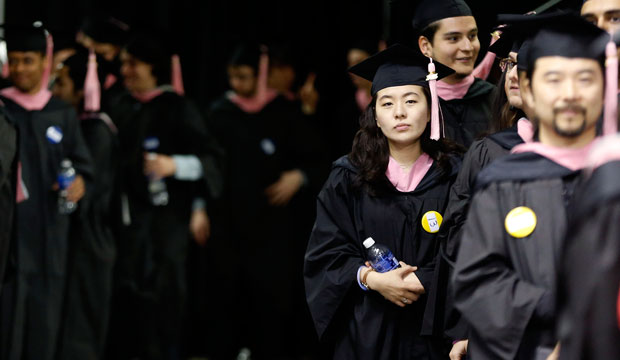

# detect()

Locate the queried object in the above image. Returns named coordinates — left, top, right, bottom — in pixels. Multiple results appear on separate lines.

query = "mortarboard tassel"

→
left=171, top=54, right=185, bottom=96
left=41, top=30, right=54, bottom=90
left=256, top=45, right=269, bottom=104
left=84, top=48, right=101, bottom=112
left=604, top=37, right=618, bottom=135
left=427, top=58, right=441, bottom=140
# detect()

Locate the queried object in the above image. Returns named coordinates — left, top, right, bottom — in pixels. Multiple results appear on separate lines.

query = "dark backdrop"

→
left=5, top=0, right=573, bottom=108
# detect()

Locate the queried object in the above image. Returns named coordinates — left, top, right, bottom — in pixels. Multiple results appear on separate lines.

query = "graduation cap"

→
left=411, top=0, right=473, bottom=31
left=499, top=11, right=617, bottom=135
left=490, top=1, right=578, bottom=63
left=124, top=31, right=184, bottom=95
left=2, top=22, right=47, bottom=53
left=348, top=43, right=455, bottom=139
left=80, top=16, right=130, bottom=46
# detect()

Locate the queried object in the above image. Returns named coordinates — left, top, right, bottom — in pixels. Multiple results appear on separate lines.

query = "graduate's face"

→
left=419, top=16, right=480, bottom=80
left=8, top=51, right=46, bottom=94
left=227, top=65, right=257, bottom=98
left=120, top=51, right=157, bottom=93
left=581, top=0, right=620, bottom=34
left=504, top=52, right=522, bottom=109
left=52, top=65, right=80, bottom=107
left=524, top=57, right=603, bottom=140
left=375, top=85, right=429, bottom=147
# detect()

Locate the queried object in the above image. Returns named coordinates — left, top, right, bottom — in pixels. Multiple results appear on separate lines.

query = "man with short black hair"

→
left=413, top=0, right=495, bottom=148
left=0, top=22, right=93, bottom=360
left=453, top=13, right=612, bottom=359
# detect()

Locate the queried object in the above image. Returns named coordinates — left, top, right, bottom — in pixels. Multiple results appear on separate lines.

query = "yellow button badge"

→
left=421, top=211, right=443, bottom=233
left=505, top=206, right=537, bottom=238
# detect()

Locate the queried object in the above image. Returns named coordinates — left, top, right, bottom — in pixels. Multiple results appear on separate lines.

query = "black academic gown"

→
left=0, top=95, right=94, bottom=360
left=440, top=78, right=495, bottom=148
left=453, top=152, right=582, bottom=360
left=304, top=155, right=460, bottom=360
left=204, top=94, right=328, bottom=360
left=0, top=105, right=17, bottom=294
left=59, top=111, right=118, bottom=360
left=430, top=124, right=525, bottom=340
left=106, top=89, right=221, bottom=360
left=557, top=160, right=620, bottom=360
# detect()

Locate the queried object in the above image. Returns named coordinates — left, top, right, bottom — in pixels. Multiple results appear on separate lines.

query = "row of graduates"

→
left=0, top=17, right=330, bottom=360
left=303, top=0, right=620, bottom=359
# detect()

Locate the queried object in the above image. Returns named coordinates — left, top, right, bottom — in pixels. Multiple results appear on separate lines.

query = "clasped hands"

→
left=361, top=261, right=425, bottom=307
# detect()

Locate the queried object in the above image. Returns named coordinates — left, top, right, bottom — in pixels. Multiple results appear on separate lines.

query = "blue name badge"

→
left=46, top=126, right=63, bottom=144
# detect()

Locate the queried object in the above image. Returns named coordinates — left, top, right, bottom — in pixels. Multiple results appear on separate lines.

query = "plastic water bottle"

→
left=58, top=159, right=77, bottom=214
left=363, top=237, right=400, bottom=273
left=143, top=136, right=169, bottom=206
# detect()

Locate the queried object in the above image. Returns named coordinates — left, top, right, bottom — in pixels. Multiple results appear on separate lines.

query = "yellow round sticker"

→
left=505, top=206, right=537, bottom=238
left=421, top=211, right=443, bottom=233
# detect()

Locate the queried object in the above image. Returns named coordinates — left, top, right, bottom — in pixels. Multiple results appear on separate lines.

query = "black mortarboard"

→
left=497, top=12, right=609, bottom=72
left=411, top=0, right=473, bottom=31
left=349, top=43, right=455, bottom=140
left=491, top=1, right=577, bottom=61
left=2, top=22, right=47, bottom=53
left=516, top=39, right=531, bottom=72
left=124, top=31, right=172, bottom=84
left=348, top=43, right=454, bottom=96
left=80, top=16, right=130, bottom=46
left=228, top=42, right=262, bottom=71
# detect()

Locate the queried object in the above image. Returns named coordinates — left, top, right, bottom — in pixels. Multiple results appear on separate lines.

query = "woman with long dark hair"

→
left=304, top=44, right=462, bottom=360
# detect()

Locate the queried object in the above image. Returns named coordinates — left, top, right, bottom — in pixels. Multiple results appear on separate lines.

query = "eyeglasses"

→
left=499, top=58, right=517, bottom=73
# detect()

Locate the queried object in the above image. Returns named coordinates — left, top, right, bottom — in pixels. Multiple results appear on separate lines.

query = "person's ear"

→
left=418, top=36, right=433, bottom=58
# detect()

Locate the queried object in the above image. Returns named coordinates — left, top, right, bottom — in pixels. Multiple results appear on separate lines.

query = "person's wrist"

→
left=362, top=267, right=375, bottom=290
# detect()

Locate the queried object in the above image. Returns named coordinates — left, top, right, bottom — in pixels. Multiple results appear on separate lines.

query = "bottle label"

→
left=372, top=251, right=399, bottom=273
left=143, top=137, right=160, bottom=151
left=57, top=174, right=75, bottom=190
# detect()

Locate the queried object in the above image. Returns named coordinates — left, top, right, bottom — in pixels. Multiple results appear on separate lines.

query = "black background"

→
left=5, top=0, right=579, bottom=107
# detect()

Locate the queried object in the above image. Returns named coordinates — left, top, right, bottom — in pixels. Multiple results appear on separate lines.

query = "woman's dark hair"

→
left=348, top=86, right=464, bottom=195
left=489, top=70, right=526, bottom=134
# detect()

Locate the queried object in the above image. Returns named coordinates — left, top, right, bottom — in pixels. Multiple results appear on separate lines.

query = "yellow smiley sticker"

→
left=505, top=206, right=537, bottom=238
left=422, top=211, right=443, bottom=233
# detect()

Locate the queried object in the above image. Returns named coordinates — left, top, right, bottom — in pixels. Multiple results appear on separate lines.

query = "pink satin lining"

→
left=131, top=88, right=164, bottom=103
left=472, top=52, right=496, bottom=81
left=517, top=117, right=534, bottom=143
left=436, top=75, right=475, bottom=101
left=511, top=140, right=596, bottom=171
left=0, top=86, right=52, bottom=111
left=227, top=89, right=278, bottom=114
left=355, top=88, right=372, bottom=112
left=586, top=135, right=620, bottom=170
left=386, top=153, right=434, bottom=192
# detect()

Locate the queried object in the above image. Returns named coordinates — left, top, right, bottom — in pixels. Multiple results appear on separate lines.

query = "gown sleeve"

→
left=303, top=166, right=364, bottom=339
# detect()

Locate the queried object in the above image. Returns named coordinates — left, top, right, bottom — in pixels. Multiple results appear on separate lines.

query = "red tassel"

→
left=84, top=49, right=101, bottom=112
left=171, top=54, right=185, bottom=96
left=427, top=58, right=441, bottom=140
left=604, top=38, right=618, bottom=136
